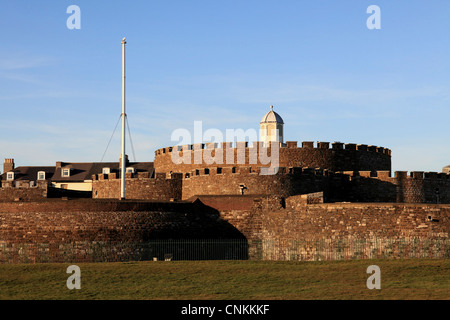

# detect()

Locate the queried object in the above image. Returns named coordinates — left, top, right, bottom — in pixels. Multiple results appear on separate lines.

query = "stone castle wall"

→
left=344, top=170, right=450, bottom=204
left=253, top=196, right=449, bottom=260
left=197, top=195, right=449, bottom=260
left=181, top=166, right=330, bottom=200
left=89, top=163, right=450, bottom=204
left=0, top=197, right=448, bottom=263
left=261, top=196, right=449, bottom=240
left=181, top=167, right=450, bottom=204
left=0, top=199, right=245, bottom=263
left=92, top=172, right=183, bottom=201
left=153, top=141, right=392, bottom=175
left=0, top=181, right=48, bottom=201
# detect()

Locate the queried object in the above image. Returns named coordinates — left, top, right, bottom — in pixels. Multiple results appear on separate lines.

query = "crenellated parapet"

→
left=336, top=170, right=450, bottom=204
left=154, top=141, right=391, bottom=156
left=0, top=180, right=49, bottom=201
left=339, top=170, right=450, bottom=182
left=92, top=172, right=183, bottom=181
left=153, top=140, right=392, bottom=175
left=183, top=165, right=331, bottom=179
left=91, top=161, right=450, bottom=204
left=180, top=165, right=346, bottom=201
left=92, top=172, right=182, bottom=201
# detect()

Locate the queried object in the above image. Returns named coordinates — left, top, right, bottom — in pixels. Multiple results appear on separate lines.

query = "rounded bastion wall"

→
left=181, top=166, right=332, bottom=200
left=153, top=141, right=391, bottom=176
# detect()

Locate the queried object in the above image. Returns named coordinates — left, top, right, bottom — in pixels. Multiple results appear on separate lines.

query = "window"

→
left=126, top=167, right=135, bottom=174
left=37, top=171, right=46, bottom=180
left=6, top=172, right=14, bottom=181
left=62, top=169, right=70, bottom=177
left=102, top=167, right=111, bottom=174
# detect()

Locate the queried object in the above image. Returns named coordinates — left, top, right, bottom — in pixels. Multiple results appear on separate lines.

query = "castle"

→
left=91, top=105, right=449, bottom=205
left=0, top=106, right=449, bottom=263
left=3, top=105, right=449, bottom=204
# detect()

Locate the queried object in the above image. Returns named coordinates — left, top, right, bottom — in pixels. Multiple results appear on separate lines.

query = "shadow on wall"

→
left=346, top=177, right=397, bottom=203
left=323, top=175, right=448, bottom=204
left=47, top=186, right=92, bottom=199
left=0, top=198, right=250, bottom=263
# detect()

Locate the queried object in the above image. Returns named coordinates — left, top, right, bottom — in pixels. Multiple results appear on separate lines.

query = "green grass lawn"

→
left=0, top=259, right=448, bottom=300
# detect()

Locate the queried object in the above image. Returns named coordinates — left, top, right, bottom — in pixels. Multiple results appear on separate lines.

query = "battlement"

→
left=154, top=140, right=392, bottom=175
left=92, top=172, right=182, bottom=201
left=182, top=166, right=332, bottom=179
left=92, top=172, right=183, bottom=181
left=340, top=170, right=450, bottom=182
left=180, top=167, right=445, bottom=182
left=154, top=141, right=391, bottom=156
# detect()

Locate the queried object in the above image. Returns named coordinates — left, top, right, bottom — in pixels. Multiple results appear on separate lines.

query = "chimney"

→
left=120, top=154, right=129, bottom=168
left=4, top=159, right=14, bottom=173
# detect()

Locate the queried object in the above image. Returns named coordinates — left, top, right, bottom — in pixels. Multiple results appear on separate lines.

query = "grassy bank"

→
left=0, top=259, right=448, bottom=300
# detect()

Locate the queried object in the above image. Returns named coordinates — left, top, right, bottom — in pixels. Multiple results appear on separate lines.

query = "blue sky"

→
left=1, top=0, right=449, bottom=172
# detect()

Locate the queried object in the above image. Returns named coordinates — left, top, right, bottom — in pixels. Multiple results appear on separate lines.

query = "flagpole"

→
left=120, top=37, right=126, bottom=200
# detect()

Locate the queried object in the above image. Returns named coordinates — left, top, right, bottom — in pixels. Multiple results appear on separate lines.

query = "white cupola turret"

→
left=260, top=105, right=284, bottom=146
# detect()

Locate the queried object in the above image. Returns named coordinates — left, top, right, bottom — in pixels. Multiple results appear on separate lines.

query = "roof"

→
left=260, top=105, right=284, bottom=124
left=1, top=161, right=154, bottom=183
left=52, top=161, right=154, bottom=182
left=1, top=166, right=55, bottom=182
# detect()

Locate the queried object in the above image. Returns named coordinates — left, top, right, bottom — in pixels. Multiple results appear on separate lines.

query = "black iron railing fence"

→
left=0, top=238, right=448, bottom=264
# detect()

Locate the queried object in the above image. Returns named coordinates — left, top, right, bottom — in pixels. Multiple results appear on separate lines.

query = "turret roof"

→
left=260, top=105, right=284, bottom=124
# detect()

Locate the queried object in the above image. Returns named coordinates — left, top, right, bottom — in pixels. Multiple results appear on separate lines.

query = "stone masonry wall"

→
left=265, top=197, right=450, bottom=240
left=200, top=195, right=450, bottom=260
left=154, top=141, right=391, bottom=175
left=195, top=195, right=448, bottom=241
left=182, top=166, right=330, bottom=200
left=182, top=168, right=450, bottom=204
left=346, top=171, right=450, bottom=204
left=0, top=197, right=448, bottom=262
left=0, top=181, right=48, bottom=201
left=89, top=166, right=450, bottom=204
left=0, top=199, right=246, bottom=263
left=92, top=172, right=182, bottom=201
